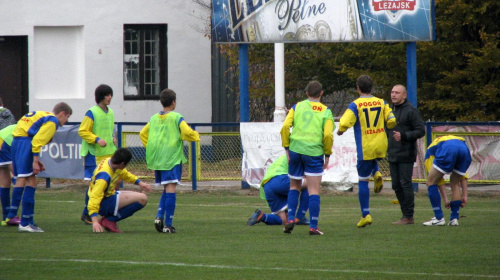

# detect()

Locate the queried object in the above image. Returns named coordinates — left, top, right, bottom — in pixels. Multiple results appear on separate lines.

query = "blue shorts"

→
left=288, top=150, right=324, bottom=179
left=263, top=174, right=290, bottom=213
left=11, top=137, right=34, bottom=178
left=83, top=154, right=97, bottom=181
left=154, top=164, right=182, bottom=186
left=357, top=159, right=380, bottom=180
left=98, top=191, right=120, bottom=217
left=0, top=142, right=12, bottom=166
left=433, top=139, right=471, bottom=175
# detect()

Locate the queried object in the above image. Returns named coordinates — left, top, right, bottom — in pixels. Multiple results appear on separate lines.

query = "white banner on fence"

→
left=241, top=122, right=358, bottom=189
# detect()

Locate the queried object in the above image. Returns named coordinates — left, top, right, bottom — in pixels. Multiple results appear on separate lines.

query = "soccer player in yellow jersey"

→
left=7, top=102, right=72, bottom=232
left=79, top=84, right=117, bottom=225
left=337, top=75, right=396, bottom=228
left=280, top=81, right=334, bottom=235
left=88, top=148, right=152, bottom=233
left=422, top=135, right=471, bottom=226
left=140, top=89, right=200, bottom=233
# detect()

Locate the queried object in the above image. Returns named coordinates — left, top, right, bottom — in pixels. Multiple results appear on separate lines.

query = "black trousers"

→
left=389, top=161, right=415, bottom=218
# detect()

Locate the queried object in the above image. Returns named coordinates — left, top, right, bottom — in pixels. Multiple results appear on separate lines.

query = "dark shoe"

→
left=99, top=217, right=123, bottom=233
left=309, top=228, right=324, bottom=235
left=283, top=220, right=295, bottom=234
left=81, top=214, right=92, bottom=225
left=392, top=217, right=414, bottom=225
left=163, top=225, right=177, bottom=233
left=155, top=218, right=164, bottom=232
left=247, top=209, right=263, bottom=226
left=294, top=217, right=310, bottom=225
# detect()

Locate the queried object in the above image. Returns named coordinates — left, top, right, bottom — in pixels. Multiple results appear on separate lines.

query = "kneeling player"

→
left=88, top=148, right=152, bottom=233
left=247, top=155, right=309, bottom=226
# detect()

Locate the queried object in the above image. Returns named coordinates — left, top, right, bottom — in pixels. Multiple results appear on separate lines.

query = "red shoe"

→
left=99, top=217, right=123, bottom=233
left=309, top=228, right=324, bottom=235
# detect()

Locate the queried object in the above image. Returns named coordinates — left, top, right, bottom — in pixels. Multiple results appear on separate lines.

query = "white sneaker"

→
left=448, top=219, right=459, bottom=226
left=18, top=224, right=44, bottom=233
left=423, top=217, right=445, bottom=226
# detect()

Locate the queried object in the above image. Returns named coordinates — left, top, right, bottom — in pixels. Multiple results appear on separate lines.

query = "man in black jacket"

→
left=387, top=85, right=425, bottom=225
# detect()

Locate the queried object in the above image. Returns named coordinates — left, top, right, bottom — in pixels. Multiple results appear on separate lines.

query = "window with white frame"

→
left=123, top=24, right=167, bottom=99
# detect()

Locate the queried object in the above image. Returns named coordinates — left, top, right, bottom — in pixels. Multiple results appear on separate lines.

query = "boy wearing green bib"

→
left=78, top=85, right=117, bottom=225
left=140, top=89, right=199, bottom=233
left=280, top=81, right=335, bottom=235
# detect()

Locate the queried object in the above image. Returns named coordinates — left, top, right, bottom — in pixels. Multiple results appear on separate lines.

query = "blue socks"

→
left=358, top=181, right=370, bottom=217
left=297, top=189, right=309, bottom=220
left=309, top=194, right=320, bottom=230
left=82, top=187, right=89, bottom=216
left=157, top=190, right=167, bottom=219
left=164, top=192, right=176, bottom=226
left=262, top=213, right=282, bottom=225
left=286, top=189, right=299, bottom=222
left=450, top=200, right=461, bottom=220
left=20, top=186, right=36, bottom=226
left=0, top=187, right=10, bottom=220
left=8, top=187, right=24, bottom=219
left=108, top=202, right=144, bottom=222
left=427, top=185, right=443, bottom=220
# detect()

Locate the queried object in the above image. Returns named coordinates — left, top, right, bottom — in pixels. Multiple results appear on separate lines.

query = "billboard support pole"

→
left=406, top=41, right=419, bottom=192
left=239, top=44, right=250, bottom=189
left=274, top=43, right=286, bottom=122
left=406, top=42, right=417, bottom=108
left=239, top=44, right=250, bottom=122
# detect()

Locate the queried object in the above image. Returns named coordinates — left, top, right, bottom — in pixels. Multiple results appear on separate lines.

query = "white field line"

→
left=0, top=257, right=499, bottom=278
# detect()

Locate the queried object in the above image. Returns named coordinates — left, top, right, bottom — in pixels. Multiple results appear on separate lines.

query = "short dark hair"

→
left=53, top=102, right=73, bottom=115
left=356, top=75, right=374, bottom=94
left=95, top=84, right=113, bottom=104
left=111, top=148, right=133, bottom=166
left=160, top=89, right=176, bottom=107
left=305, top=81, right=322, bottom=98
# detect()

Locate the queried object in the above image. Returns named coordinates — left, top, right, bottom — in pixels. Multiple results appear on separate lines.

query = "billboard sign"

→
left=38, top=125, right=84, bottom=180
left=212, top=0, right=435, bottom=43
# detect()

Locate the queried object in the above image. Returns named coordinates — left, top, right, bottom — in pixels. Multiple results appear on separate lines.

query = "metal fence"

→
left=68, top=121, right=499, bottom=190
left=118, top=122, right=241, bottom=190
left=422, top=122, right=500, bottom=184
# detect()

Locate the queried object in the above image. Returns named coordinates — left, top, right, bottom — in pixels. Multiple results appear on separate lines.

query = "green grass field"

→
left=1, top=185, right=499, bottom=280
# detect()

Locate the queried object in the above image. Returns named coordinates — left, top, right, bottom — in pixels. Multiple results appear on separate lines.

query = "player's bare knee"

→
left=137, top=193, right=148, bottom=206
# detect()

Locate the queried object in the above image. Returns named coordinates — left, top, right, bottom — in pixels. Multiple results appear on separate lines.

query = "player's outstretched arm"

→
left=138, top=181, right=153, bottom=193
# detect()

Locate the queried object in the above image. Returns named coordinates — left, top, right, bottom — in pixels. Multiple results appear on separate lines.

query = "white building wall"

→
left=0, top=0, right=212, bottom=123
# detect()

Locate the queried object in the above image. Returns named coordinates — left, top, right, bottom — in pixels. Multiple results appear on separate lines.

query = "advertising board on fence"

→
left=38, top=125, right=84, bottom=180
left=241, top=122, right=358, bottom=189
left=212, top=0, right=434, bottom=43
